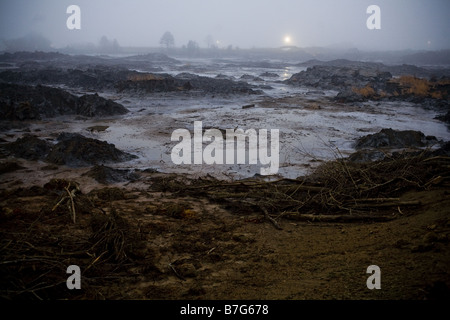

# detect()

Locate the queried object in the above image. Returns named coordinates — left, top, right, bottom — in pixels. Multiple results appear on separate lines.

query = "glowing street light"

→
left=284, top=36, right=291, bottom=45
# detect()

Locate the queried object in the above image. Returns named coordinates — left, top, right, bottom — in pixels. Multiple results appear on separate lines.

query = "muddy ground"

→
left=1, top=157, right=449, bottom=300
left=1, top=52, right=449, bottom=301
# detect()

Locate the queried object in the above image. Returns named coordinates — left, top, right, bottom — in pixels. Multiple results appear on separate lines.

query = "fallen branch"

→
left=260, top=206, right=283, bottom=230
left=64, top=184, right=76, bottom=224
left=285, top=213, right=396, bottom=222
left=168, top=263, right=186, bottom=281
left=350, top=200, right=421, bottom=208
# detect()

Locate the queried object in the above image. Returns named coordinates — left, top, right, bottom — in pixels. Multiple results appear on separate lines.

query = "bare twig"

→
left=64, top=184, right=76, bottom=224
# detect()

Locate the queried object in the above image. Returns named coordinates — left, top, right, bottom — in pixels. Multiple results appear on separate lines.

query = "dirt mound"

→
left=240, top=74, right=263, bottom=81
left=0, top=161, right=26, bottom=174
left=83, top=165, right=140, bottom=184
left=286, top=61, right=449, bottom=103
left=0, top=100, right=41, bottom=121
left=3, top=135, right=52, bottom=160
left=259, top=72, right=279, bottom=78
left=0, top=83, right=77, bottom=119
left=436, top=110, right=450, bottom=125
left=3, top=133, right=137, bottom=167
left=286, top=65, right=392, bottom=91
left=1, top=67, right=261, bottom=96
left=117, top=72, right=262, bottom=95
left=46, top=133, right=137, bottom=167
left=355, top=128, right=438, bottom=150
left=76, top=93, right=128, bottom=117
left=0, top=83, right=128, bottom=120
left=116, top=73, right=178, bottom=93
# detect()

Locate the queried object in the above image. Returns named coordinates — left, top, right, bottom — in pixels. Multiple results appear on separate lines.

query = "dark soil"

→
left=1, top=68, right=262, bottom=96
left=0, top=161, right=26, bottom=174
left=3, top=135, right=52, bottom=161
left=83, top=165, right=140, bottom=184
left=0, top=155, right=449, bottom=300
left=2, top=132, right=137, bottom=167
left=46, top=132, right=137, bottom=167
left=355, top=128, right=439, bottom=150
left=0, top=83, right=129, bottom=120
left=1, top=142, right=450, bottom=300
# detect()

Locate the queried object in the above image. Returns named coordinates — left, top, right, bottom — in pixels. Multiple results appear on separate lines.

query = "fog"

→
left=1, top=0, right=449, bottom=51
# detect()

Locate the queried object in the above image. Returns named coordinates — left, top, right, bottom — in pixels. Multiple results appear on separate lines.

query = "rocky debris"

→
left=3, top=135, right=52, bottom=161
left=383, top=76, right=450, bottom=102
left=0, top=66, right=128, bottom=91
left=347, top=128, right=444, bottom=163
left=76, top=93, right=128, bottom=117
left=350, top=139, right=450, bottom=163
left=1, top=65, right=262, bottom=96
left=240, top=74, right=263, bottom=81
left=259, top=72, right=279, bottom=78
left=215, top=74, right=235, bottom=80
left=83, top=165, right=140, bottom=184
left=288, top=60, right=450, bottom=103
left=0, top=100, right=41, bottom=121
left=0, top=83, right=76, bottom=119
left=89, top=187, right=127, bottom=201
left=431, top=141, right=450, bottom=157
left=354, top=128, right=438, bottom=150
left=0, top=83, right=128, bottom=120
left=334, top=89, right=367, bottom=103
left=347, top=150, right=387, bottom=163
left=115, top=73, right=178, bottom=93
left=173, top=73, right=262, bottom=95
left=296, top=59, right=446, bottom=78
left=3, top=133, right=137, bottom=167
left=86, top=125, right=109, bottom=133
left=436, top=111, right=450, bottom=125
left=286, top=65, right=392, bottom=92
left=46, top=132, right=137, bottom=167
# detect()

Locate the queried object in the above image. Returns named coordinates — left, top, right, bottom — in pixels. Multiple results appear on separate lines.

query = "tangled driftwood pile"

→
left=150, top=150, right=450, bottom=227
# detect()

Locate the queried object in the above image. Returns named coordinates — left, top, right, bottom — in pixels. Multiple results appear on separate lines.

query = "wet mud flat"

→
left=0, top=52, right=450, bottom=300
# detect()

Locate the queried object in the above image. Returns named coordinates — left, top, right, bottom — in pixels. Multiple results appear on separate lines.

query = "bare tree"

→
left=160, top=31, right=175, bottom=49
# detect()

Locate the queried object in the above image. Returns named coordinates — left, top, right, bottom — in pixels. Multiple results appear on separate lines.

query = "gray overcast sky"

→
left=0, top=0, right=449, bottom=50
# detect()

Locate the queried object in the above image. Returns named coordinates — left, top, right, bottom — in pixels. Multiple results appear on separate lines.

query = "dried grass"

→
left=0, top=181, right=140, bottom=300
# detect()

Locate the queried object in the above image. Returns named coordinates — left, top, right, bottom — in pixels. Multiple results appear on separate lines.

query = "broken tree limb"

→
left=64, top=184, right=76, bottom=224
left=260, top=206, right=283, bottom=230
left=241, top=200, right=283, bottom=230
left=284, top=213, right=396, bottom=222
left=168, top=263, right=186, bottom=281
left=350, top=200, right=421, bottom=208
